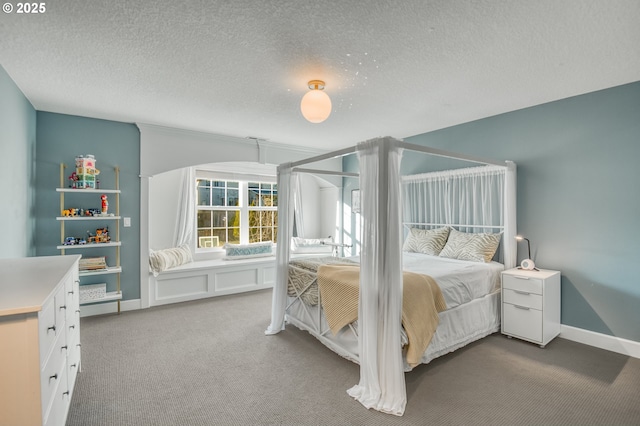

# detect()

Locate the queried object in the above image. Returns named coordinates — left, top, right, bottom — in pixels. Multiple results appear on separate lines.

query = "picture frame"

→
left=351, top=189, right=360, bottom=214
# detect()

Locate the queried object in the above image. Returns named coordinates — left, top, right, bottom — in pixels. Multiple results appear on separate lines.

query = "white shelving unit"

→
left=57, top=163, right=123, bottom=312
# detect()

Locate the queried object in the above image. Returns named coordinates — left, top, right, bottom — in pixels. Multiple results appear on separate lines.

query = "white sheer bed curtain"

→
left=292, top=174, right=305, bottom=238
left=402, top=162, right=517, bottom=269
left=174, top=167, right=196, bottom=247
left=265, top=164, right=294, bottom=335
left=347, top=137, right=406, bottom=416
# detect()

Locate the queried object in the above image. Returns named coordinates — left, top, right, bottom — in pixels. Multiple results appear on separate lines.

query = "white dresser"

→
left=0, top=255, right=82, bottom=426
left=501, top=268, right=561, bottom=348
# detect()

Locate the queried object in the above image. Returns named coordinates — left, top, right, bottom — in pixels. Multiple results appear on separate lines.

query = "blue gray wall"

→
left=344, top=81, right=640, bottom=343
left=35, top=112, right=141, bottom=300
left=0, top=65, right=37, bottom=258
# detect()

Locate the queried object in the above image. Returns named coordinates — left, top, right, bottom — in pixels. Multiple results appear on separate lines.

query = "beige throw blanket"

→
left=317, top=264, right=446, bottom=367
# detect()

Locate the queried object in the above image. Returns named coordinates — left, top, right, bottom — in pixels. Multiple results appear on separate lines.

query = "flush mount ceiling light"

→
left=300, top=80, right=332, bottom=123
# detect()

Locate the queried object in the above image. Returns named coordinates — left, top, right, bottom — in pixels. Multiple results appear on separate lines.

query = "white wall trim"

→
left=80, top=298, right=142, bottom=318
left=560, top=325, right=640, bottom=359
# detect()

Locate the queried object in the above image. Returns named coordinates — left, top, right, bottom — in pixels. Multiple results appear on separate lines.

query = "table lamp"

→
left=515, top=235, right=538, bottom=270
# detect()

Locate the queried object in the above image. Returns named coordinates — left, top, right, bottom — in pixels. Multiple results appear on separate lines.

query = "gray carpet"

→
left=67, top=289, right=640, bottom=426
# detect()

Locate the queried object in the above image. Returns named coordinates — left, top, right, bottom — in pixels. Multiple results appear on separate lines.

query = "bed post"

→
left=265, top=163, right=294, bottom=335
left=347, top=137, right=407, bottom=415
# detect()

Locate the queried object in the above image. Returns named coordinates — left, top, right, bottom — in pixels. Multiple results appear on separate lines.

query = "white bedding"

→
left=351, top=252, right=504, bottom=309
left=285, top=252, right=504, bottom=371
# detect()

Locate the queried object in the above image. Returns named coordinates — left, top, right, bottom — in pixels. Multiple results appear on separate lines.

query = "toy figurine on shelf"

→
left=101, top=194, right=108, bottom=215
left=68, top=171, right=78, bottom=188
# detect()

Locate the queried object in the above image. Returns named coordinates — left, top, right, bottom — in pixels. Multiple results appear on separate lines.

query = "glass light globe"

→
left=300, top=89, right=332, bottom=123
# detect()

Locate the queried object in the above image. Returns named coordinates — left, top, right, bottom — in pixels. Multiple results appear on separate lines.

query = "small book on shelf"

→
left=79, top=256, right=107, bottom=271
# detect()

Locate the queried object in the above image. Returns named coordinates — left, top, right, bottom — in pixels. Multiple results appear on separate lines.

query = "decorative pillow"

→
left=402, top=226, right=450, bottom=255
left=290, top=237, right=333, bottom=254
left=223, top=241, right=273, bottom=260
left=149, top=244, right=193, bottom=276
left=438, top=228, right=501, bottom=263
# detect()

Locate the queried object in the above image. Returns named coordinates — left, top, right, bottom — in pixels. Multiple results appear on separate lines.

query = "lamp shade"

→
left=300, top=82, right=332, bottom=123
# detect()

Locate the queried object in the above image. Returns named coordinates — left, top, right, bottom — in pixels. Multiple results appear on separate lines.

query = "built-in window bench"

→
left=149, top=256, right=276, bottom=306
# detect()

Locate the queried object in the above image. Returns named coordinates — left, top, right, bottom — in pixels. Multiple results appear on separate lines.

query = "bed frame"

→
left=266, top=136, right=516, bottom=415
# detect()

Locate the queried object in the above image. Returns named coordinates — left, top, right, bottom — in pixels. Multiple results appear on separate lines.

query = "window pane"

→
left=227, top=181, right=239, bottom=189
left=212, top=188, right=225, bottom=206
left=228, top=210, right=240, bottom=228
left=212, top=181, right=226, bottom=188
left=262, top=227, right=273, bottom=242
left=197, top=179, right=210, bottom=188
left=227, top=189, right=239, bottom=206
left=249, top=226, right=260, bottom=243
left=197, top=185, right=210, bottom=206
left=273, top=227, right=278, bottom=243
left=212, top=211, right=226, bottom=227
left=227, top=229, right=240, bottom=244
left=248, top=182, right=259, bottom=206
left=248, top=210, right=258, bottom=227
left=264, top=211, right=273, bottom=226
left=212, top=229, right=226, bottom=246
left=197, top=210, right=211, bottom=227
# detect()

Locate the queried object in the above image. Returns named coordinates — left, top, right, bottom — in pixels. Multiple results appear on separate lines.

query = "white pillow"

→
left=402, top=227, right=450, bottom=255
left=290, top=237, right=333, bottom=254
left=149, top=244, right=193, bottom=276
left=438, top=228, right=501, bottom=263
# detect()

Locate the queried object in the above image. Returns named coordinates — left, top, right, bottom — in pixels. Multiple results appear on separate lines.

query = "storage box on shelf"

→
left=57, top=163, right=123, bottom=313
left=501, top=268, right=561, bottom=348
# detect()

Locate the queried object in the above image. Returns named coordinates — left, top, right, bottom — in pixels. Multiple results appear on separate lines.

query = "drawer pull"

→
left=47, top=325, right=56, bottom=332
left=68, top=290, right=74, bottom=295
left=69, top=325, right=75, bottom=330
left=63, top=391, right=70, bottom=397
left=514, top=290, right=531, bottom=295
left=71, top=363, right=77, bottom=368
left=76, top=343, right=81, bottom=347
left=514, top=276, right=530, bottom=280
left=61, top=345, right=68, bottom=351
left=60, top=305, right=67, bottom=310
left=75, top=280, right=80, bottom=284
left=49, top=374, right=58, bottom=381
left=514, top=305, right=530, bottom=310
left=76, top=309, right=81, bottom=314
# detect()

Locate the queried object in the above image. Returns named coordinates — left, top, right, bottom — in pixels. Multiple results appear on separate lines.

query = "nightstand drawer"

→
left=503, top=288, right=542, bottom=310
left=502, top=274, right=542, bottom=295
left=503, top=303, right=542, bottom=343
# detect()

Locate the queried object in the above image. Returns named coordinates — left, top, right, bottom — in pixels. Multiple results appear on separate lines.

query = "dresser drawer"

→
left=503, top=288, right=543, bottom=310
left=39, top=284, right=68, bottom=356
left=40, top=332, right=67, bottom=421
left=502, top=274, right=543, bottom=295
left=503, top=303, right=542, bottom=343
left=44, top=358, right=70, bottom=426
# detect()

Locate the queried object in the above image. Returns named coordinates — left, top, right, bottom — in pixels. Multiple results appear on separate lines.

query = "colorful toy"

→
left=101, top=194, right=109, bottom=214
left=87, top=227, right=110, bottom=244
left=68, top=171, right=78, bottom=188
left=73, top=155, right=100, bottom=189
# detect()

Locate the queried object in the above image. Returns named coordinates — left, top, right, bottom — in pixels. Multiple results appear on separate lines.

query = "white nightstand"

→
left=501, top=268, right=561, bottom=348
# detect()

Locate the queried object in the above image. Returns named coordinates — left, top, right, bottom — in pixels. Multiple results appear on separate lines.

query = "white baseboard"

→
left=80, top=298, right=142, bottom=317
left=560, top=325, right=640, bottom=359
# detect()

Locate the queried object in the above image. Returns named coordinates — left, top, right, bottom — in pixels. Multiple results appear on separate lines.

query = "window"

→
left=248, top=182, right=278, bottom=243
left=196, top=177, right=277, bottom=250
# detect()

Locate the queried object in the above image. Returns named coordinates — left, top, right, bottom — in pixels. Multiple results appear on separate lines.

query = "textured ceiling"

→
left=1, top=1, right=639, bottom=150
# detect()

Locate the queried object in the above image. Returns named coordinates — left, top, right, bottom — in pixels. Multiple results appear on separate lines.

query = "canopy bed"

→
left=266, top=137, right=516, bottom=416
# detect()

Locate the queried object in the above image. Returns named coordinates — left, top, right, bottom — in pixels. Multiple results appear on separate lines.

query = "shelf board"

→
left=57, top=188, right=120, bottom=193
left=80, top=291, right=122, bottom=305
left=79, top=266, right=122, bottom=277
left=57, top=216, right=121, bottom=221
left=57, top=241, right=121, bottom=250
